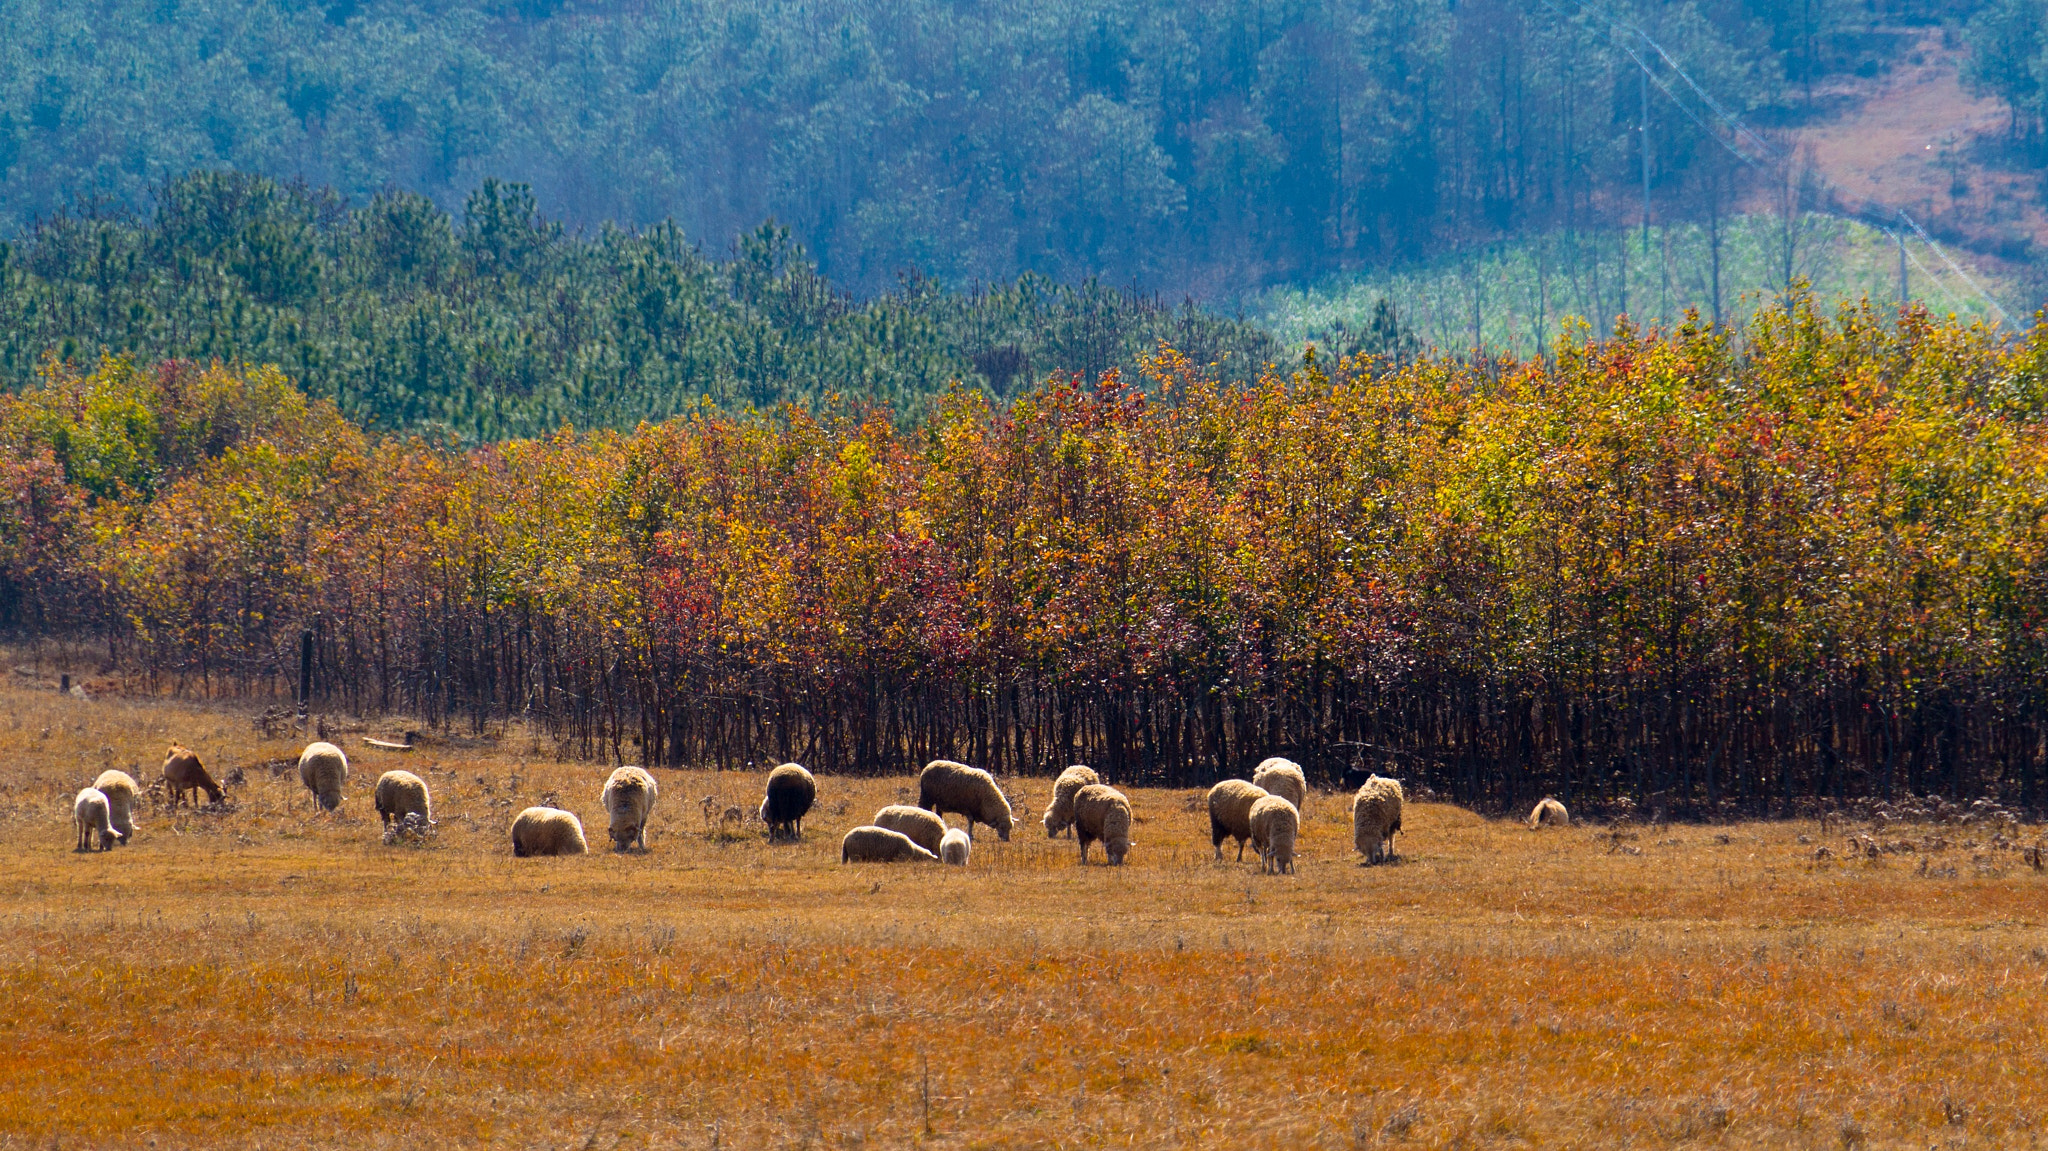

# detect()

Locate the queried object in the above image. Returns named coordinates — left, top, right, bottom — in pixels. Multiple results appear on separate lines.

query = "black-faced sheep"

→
left=874, top=804, right=948, bottom=856
left=74, top=787, right=123, bottom=852
left=1207, top=779, right=1268, bottom=861
left=92, top=770, right=139, bottom=843
left=940, top=827, right=971, bottom=866
left=1041, top=764, right=1101, bottom=838
left=1529, top=797, right=1569, bottom=829
left=1251, top=757, right=1308, bottom=815
left=760, top=763, right=816, bottom=841
left=511, top=806, right=588, bottom=856
left=1249, top=795, right=1299, bottom=875
left=298, top=741, right=349, bottom=811
left=1353, top=775, right=1404, bottom=864
left=161, top=746, right=222, bottom=808
left=1072, top=783, right=1133, bottom=865
left=918, top=760, right=1013, bottom=840
left=840, top=825, right=939, bottom=863
left=600, top=766, right=658, bottom=851
left=374, top=770, right=433, bottom=828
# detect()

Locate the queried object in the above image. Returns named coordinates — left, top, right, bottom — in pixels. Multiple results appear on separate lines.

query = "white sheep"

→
left=298, top=741, right=349, bottom=811
left=874, top=804, right=948, bottom=856
left=1072, top=783, right=1133, bottom=865
left=1249, top=795, right=1299, bottom=875
left=92, top=770, right=139, bottom=843
left=600, top=766, right=659, bottom=851
left=1353, top=775, right=1404, bottom=864
left=918, top=760, right=1014, bottom=840
left=1207, top=779, right=1268, bottom=861
left=760, top=763, right=817, bottom=841
left=1529, top=797, right=1569, bottom=829
left=1251, top=757, right=1308, bottom=815
left=74, top=787, right=123, bottom=852
left=1041, top=764, right=1101, bottom=838
left=511, top=806, right=588, bottom=856
left=840, top=825, right=939, bottom=863
left=940, top=827, right=971, bottom=865
left=374, top=770, right=433, bottom=827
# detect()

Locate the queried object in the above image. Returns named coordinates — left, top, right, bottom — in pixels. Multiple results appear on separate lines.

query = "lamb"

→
left=759, top=763, right=816, bottom=841
left=599, top=766, right=659, bottom=851
left=1041, top=764, right=1101, bottom=838
left=1249, top=795, right=1299, bottom=875
left=1207, top=779, right=1269, bottom=861
left=840, top=825, right=939, bottom=863
left=918, top=760, right=1014, bottom=840
left=1251, top=757, right=1308, bottom=815
left=161, top=745, right=222, bottom=808
left=1352, top=775, right=1405, bottom=864
left=74, top=787, right=123, bottom=852
left=374, top=770, right=433, bottom=828
left=874, top=804, right=948, bottom=856
left=298, top=741, right=349, bottom=811
left=511, top=806, right=588, bottom=856
left=92, top=770, right=139, bottom=843
left=1529, top=797, right=1569, bottom=829
left=1072, top=783, right=1133, bottom=865
left=940, top=827, right=971, bottom=866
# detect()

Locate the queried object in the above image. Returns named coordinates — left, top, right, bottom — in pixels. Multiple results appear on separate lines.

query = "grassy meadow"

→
left=3, top=673, right=2047, bottom=1149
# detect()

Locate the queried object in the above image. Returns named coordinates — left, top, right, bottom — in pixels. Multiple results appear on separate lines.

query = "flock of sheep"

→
left=69, top=738, right=1575, bottom=868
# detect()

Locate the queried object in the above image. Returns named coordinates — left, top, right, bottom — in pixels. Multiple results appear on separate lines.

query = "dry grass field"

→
left=4, top=677, right=2047, bottom=1150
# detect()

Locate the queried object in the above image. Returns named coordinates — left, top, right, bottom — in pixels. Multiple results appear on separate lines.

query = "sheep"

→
left=1353, top=775, right=1404, bottom=864
left=1041, top=764, right=1101, bottom=838
left=840, top=825, right=939, bottom=863
left=760, top=763, right=817, bottom=841
left=374, top=770, right=433, bottom=828
left=874, top=804, right=948, bottom=856
left=1529, top=797, right=1569, bottom=829
left=1071, top=783, right=1133, bottom=865
left=74, top=787, right=123, bottom=852
left=940, top=827, right=971, bottom=866
left=511, top=806, right=588, bottom=857
left=600, top=766, right=659, bottom=851
left=1207, top=779, right=1268, bottom=861
left=298, top=741, right=349, bottom=811
left=1251, top=757, right=1308, bottom=815
left=92, top=770, right=139, bottom=843
left=160, top=745, right=222, bottom=808
left=1249, top=795, right=1300, bottom=875
left=918, top=760, right=1014, bottom=840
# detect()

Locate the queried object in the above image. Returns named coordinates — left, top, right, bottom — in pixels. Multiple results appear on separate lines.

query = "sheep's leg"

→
left=1236, top=838, right=1246, bottom=862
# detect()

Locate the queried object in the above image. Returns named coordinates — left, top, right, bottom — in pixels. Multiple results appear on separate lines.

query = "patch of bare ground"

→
left=2, top=679, right=2046, bottom=1148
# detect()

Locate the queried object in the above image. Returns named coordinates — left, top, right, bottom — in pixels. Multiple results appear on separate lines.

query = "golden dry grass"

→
left=3, top=677, right=2047, bottom=1149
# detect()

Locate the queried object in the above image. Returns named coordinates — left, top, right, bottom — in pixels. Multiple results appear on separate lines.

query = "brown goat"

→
left=161, top=745, right=223, bottom=808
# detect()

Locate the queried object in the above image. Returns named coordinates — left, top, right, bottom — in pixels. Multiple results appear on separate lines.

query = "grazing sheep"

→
left=1529, top=797, right=1569, bottom=829
left=511, top=807, right=588, bottom=857
left=1353, top=775, right=1405, bottom=864
left=374, top=770, right=433, bottom=828
left=1041, top=764, right=1101, bottom=838
left=1207, top=779, right=1269, bottom=861
left=92, top=770, right=139, bottom=843
left=840, top=825, right=939, bottom=863
left=1072, top=784, right=1133, bottom=865
left=1251, top=757, right=1308, bottom=815
left=298, top=742, right=349, bottom=811
left=1249, top=795, right=1300, bottom=875
left=874, top=804, right=948, bottom=856
left=74, top=788, right=122, bottom=852
left=160, top=746, right=223, bottom=808
left=940, top=827, right=971, bottom=866
left=760, top=763, right=817, bottom=841
left=599, top=766, right=659, bottom=851
left=918, top=760, right=1015, bottom=840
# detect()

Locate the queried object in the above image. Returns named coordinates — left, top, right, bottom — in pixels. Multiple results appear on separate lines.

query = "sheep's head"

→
left=1041, top=813, right=1062, bottom=838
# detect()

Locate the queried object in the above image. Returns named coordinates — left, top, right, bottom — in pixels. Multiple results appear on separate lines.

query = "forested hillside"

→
left=0, top=173, right=1280, bottom=437
left=0, top=0, right=1993, bottom=294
